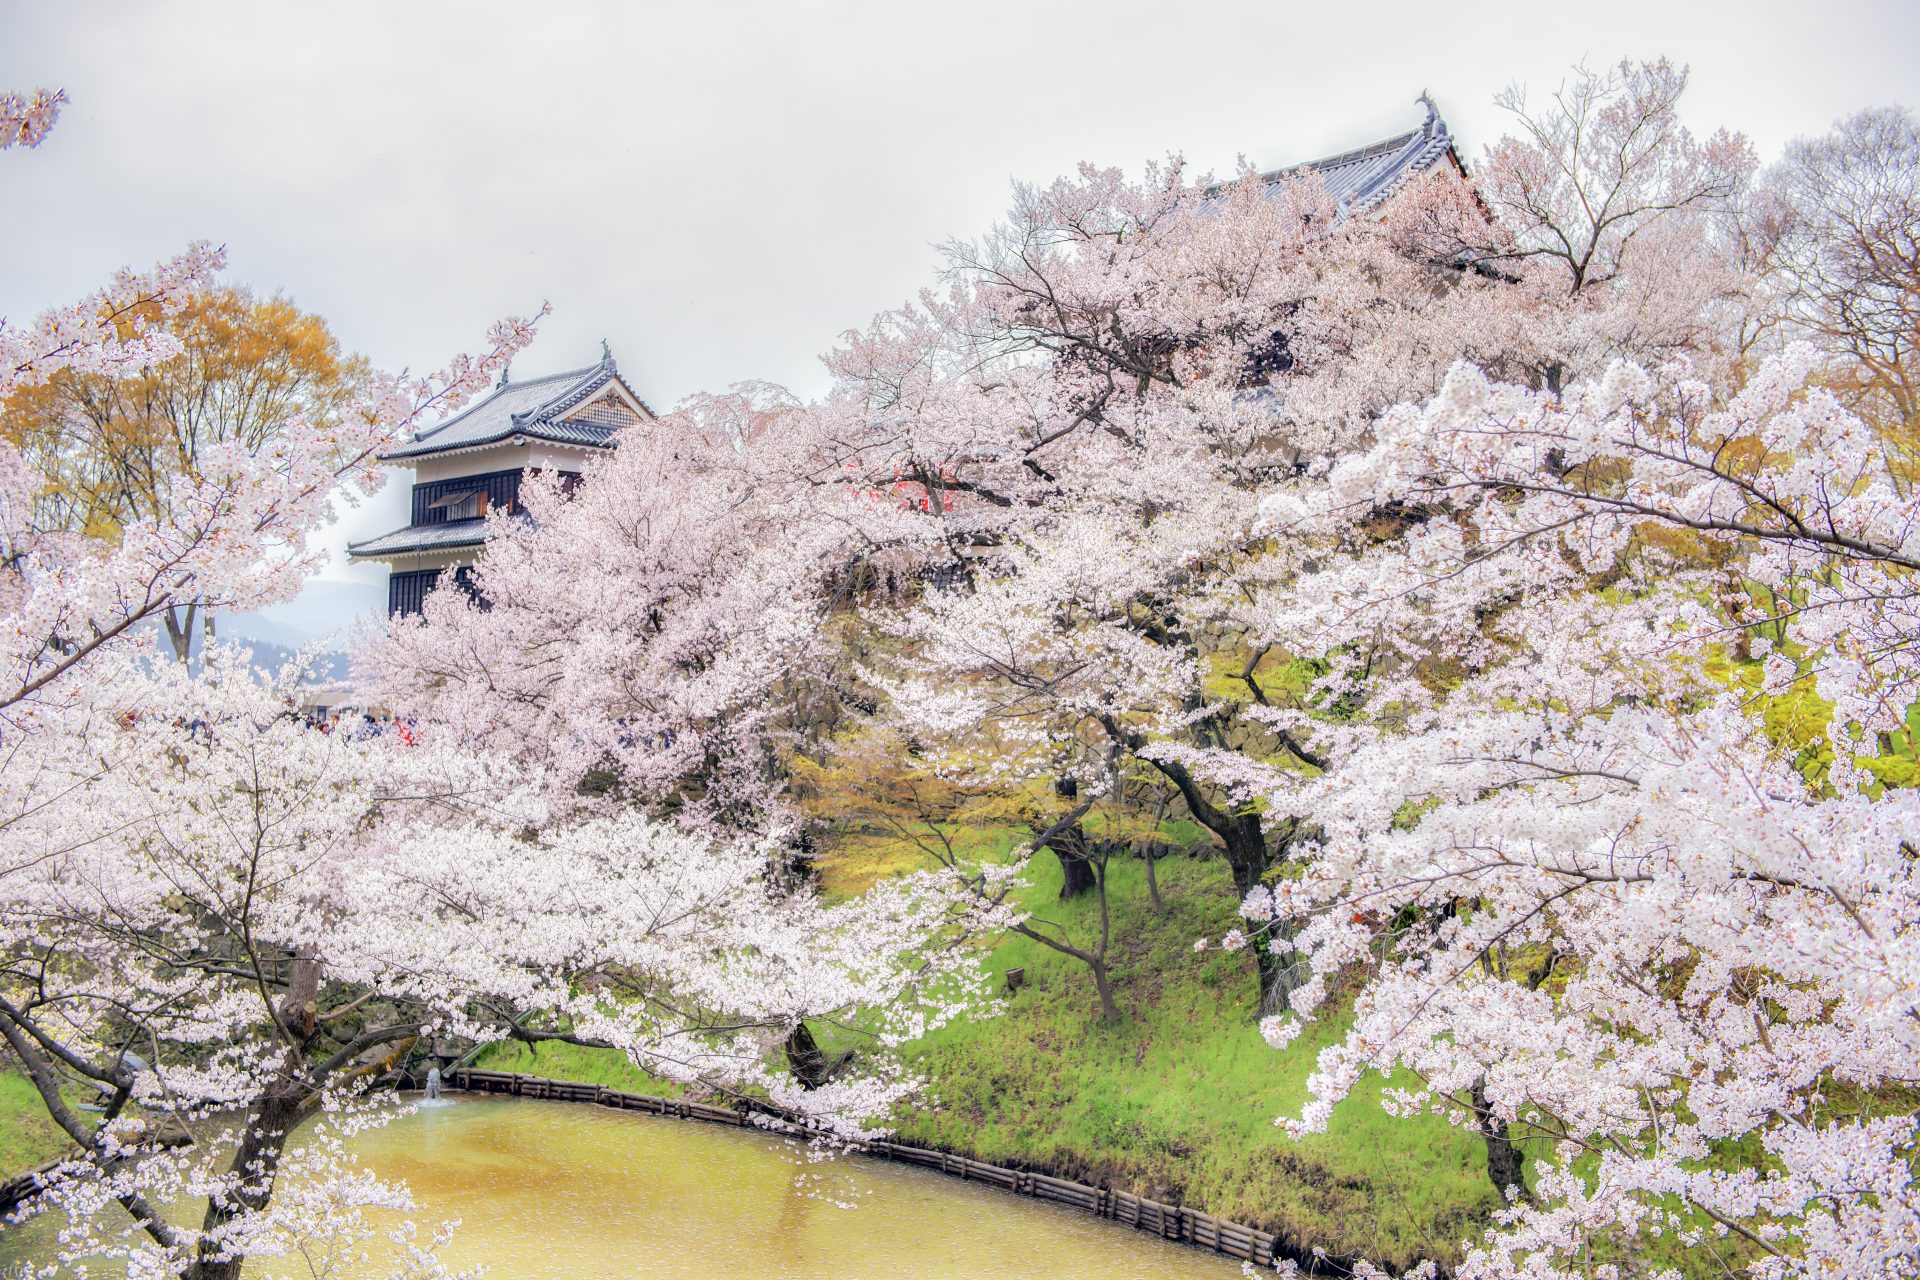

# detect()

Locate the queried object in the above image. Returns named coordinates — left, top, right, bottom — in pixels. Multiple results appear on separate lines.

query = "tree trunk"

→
left=1471, top=1079, right=1531, bottom=1203
left=1140, top=751, right=1297, bottom=1018
left=1007, top=818, right=1119, bottom=1022
left=162, top=600, right=197, bottom=666
left=188, top=1087, right=303, bottom=1280
left=1251, top=931, right=1304, bottom=1017
left=188, top=951, right=325, bottom=1278
left=1219, top=814, right=1299, bottom=1016
left=1142, top=842, right=1164, bottom=912
left=1088, top=953, right=1121, bottom=1022
left=783, top=1021, right=843, bottom=1090
left=1049, top=835, right=1096, bottom=899
left=1048, top=777, right=1096, bottom=899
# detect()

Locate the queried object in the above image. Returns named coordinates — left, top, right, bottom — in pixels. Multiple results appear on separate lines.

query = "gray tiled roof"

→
left=381, top=350, right=650, bottom=461
left=1228, top=96, right=1461, bottom=215
left=346, top=519, right=494, bottom=560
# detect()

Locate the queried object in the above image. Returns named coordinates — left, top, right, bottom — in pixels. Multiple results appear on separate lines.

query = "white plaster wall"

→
left=406, top=441, right=599, bottom=484
left=411, top=444, right=528, bottom=484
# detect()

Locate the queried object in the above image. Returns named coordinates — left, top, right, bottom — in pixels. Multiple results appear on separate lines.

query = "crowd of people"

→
left=305, top=707, right=420, bottom=743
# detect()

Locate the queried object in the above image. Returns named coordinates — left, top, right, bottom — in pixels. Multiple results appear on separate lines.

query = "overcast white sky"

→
left=5, top=1, right=1919, bottom=627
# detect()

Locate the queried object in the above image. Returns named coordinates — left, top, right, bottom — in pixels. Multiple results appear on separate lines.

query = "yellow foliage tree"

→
left=1, top=286, right=371, bottom=660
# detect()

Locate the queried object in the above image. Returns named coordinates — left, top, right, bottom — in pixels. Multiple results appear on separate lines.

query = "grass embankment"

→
left=860, top=850, right=1496, bottom=1269
left=466, top=1040, right=685, bottom=1098
left=0, top=1071, right=73, bottom=1173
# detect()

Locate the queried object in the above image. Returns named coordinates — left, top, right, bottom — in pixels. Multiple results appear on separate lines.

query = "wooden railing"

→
left=0, top=1155, right=67, bottom=1215
left=449, top=1068, right=1298, bottom=1269
left=0, top=1129, right=193, bottom=1215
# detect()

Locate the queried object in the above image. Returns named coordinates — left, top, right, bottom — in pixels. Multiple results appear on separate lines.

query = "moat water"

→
left=0, top=1097, right=1241, bottom=1277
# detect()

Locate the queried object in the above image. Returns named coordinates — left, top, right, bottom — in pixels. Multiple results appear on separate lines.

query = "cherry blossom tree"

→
left=789, top=61, right=1907, bottom=1272
left=1, top=83, right=542, bottom=1276
left=0, top=308, right=554, bottom=1276
left=806, top=66, right=1766, bottom=1026
left=4, top=311, right=983, bottom=1280
left=1397, top=59, right=1763, bottom=394
left=800, top=156, right=1455, bottom=1016
left=2, top=203, right=993, bottom=1280
left=361, top=389, right=831, bottom=833
left=1222, top=345, right=1919, bottom=1277
left=359, top=388, right=1010, bottom=1094
left=0, top=653, right=498, bottom=1279
left=1766, top=105, right=1920, bottom=455
left=1, top=644, right=1000, bottom=1279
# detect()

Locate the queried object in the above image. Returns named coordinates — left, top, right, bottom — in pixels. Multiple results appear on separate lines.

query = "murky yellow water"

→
left=0, top=1098, right=1241, bottom=1278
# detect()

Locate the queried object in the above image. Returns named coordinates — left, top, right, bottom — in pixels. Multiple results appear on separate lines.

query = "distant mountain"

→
left=238, top=580, right=385, bottom=649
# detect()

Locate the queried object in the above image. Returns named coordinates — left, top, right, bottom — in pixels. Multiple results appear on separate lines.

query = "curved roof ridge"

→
left=1233, top=99, right=1462, bottom=216
left=380, top=353, right=636, bottom=461
left=416, top=363, right=599, bottom=438
left=1265, top=127, right=1423, bottom=184
left=519, top=363, right=620, bottom=425
left=1345, top=122, right=1449, bottom=209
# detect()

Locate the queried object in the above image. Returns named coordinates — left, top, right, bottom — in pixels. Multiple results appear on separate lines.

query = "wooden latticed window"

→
left=411, top=470, right=523, bottom=525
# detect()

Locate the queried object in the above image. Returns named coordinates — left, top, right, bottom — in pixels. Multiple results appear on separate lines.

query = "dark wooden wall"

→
left=388, top=566, right=480, bottom=617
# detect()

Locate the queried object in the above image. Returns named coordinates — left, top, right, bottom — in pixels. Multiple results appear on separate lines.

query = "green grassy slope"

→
left=473, top=1039, right=687, bottom=1097
left=0, top=1071, right=72, bottom=1173
left=888, top=853, right=1495, bottom=1269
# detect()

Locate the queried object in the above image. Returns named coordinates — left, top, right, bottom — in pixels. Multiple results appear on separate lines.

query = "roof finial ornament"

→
left=1417, top=89, right=1439, bottom=134
left=600, top=338, right=613, bottom=368
left=496, top=360, right=511, bottom=390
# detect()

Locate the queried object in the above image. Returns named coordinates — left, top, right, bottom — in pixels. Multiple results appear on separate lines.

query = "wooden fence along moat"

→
left=448, top=1068, right=1304, bottom=1270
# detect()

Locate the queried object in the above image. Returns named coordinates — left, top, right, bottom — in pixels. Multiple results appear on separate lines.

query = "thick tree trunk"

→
left=1048, top=777, right=1096, bottom=899
left=1219, top=814, right=1299, bottom=1016
left=1140, top=750, right=1300, bottom=1018
left=1471, top=1080, right=1531, bottom=1203
left=1251, top=935, right=1300, bottom=1017
left=188, top=951, right=325, bottom=1279
left=1048, top=835, right=1096, bottom=899
left=188, top=1088, right=303, bottom=1280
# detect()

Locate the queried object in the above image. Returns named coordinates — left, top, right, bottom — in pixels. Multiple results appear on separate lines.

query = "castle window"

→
left=411, top=471, right=523, bottom=524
